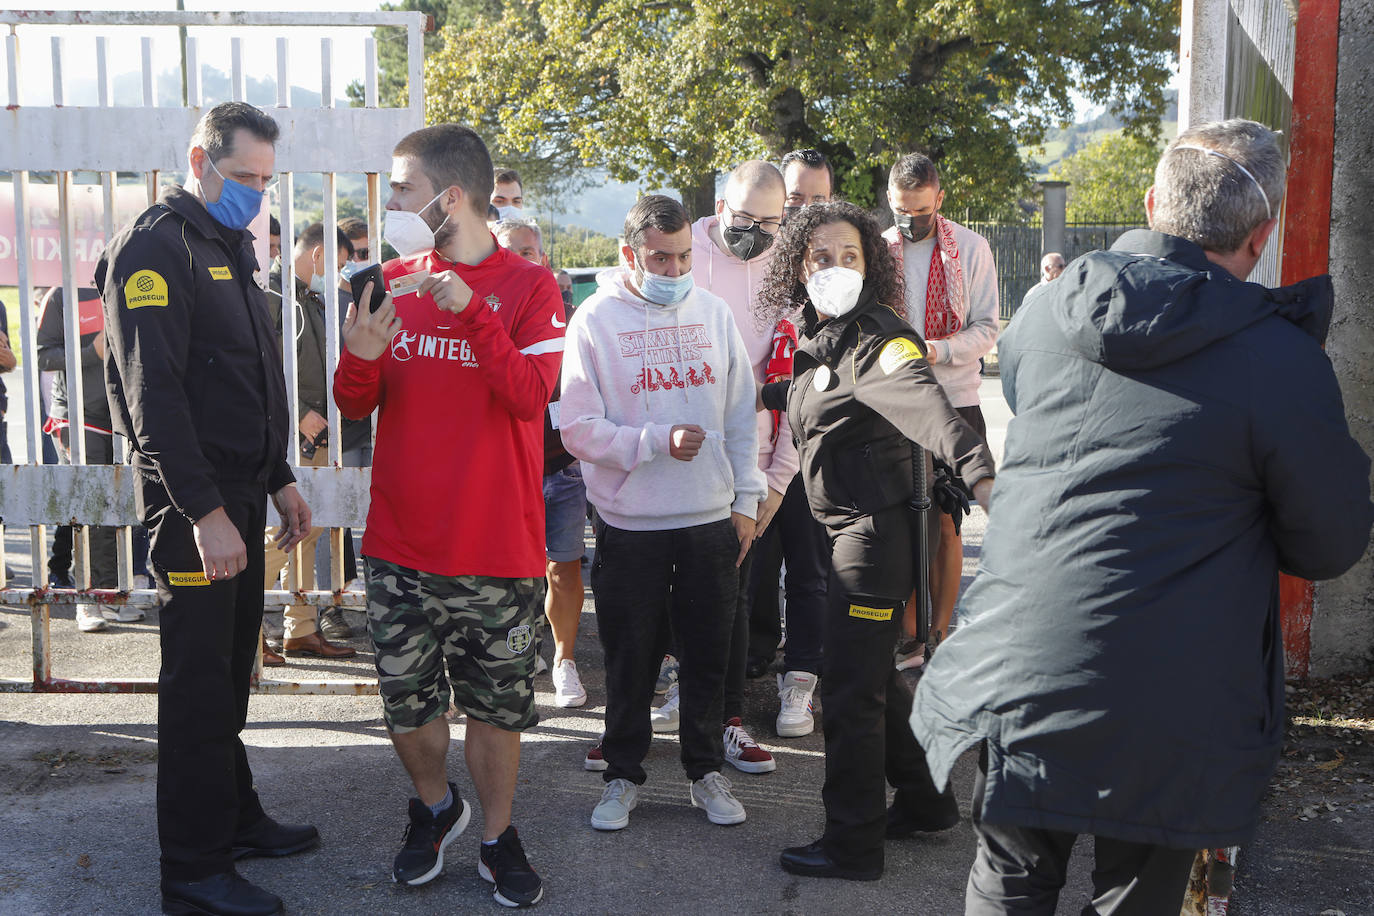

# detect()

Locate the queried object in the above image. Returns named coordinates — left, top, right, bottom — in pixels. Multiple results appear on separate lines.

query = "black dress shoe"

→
left=161, top=870, right=282, bottom=916
left=232, top=816, right=320, bottom=859
left=886, top=798, right=961, bottom=838
left=779, top=840, right=882, bottom=881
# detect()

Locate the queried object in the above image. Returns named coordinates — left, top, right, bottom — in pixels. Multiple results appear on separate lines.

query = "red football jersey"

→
left=334, top=241, right=565, bottom=578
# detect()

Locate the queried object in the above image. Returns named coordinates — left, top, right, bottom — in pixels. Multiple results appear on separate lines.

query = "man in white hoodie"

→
left=561, top=194, right=767, bottom=832
left=689, top=161, right=804, bottom=771
left=882, top=153, right=1000, bottom=661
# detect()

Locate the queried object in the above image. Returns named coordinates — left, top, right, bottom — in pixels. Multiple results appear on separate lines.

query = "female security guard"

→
left=754, top=201, right=995, bottom=880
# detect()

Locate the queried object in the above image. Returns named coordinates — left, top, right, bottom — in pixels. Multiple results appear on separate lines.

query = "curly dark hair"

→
left=754, top=201, right=903, bottom=333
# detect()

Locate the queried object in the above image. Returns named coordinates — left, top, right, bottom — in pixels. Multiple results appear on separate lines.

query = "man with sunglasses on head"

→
left=97, top=101, right=316, bottom=916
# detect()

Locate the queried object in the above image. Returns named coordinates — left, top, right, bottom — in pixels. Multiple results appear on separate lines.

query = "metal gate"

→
left=0, top=9, right=426, bottom=694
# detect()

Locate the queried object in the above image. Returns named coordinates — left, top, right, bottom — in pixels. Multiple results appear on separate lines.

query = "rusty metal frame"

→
left=0, top=9, right=427, bottom=695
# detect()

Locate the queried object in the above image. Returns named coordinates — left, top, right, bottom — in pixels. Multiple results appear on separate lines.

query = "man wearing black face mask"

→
left=687, top=160, right=796, bottom=777
left=882, top=153, right=999, bottom=669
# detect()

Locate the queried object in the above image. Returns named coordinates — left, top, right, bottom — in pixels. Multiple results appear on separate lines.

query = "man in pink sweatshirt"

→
left=689, top=161, right=802, bottom=773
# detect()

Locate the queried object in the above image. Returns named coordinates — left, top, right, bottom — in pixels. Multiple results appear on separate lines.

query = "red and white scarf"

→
left=922, top=215, right=965, bottom=341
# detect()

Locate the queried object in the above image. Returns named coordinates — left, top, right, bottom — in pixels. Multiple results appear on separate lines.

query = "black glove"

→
left=931, top=458, right=972, bottom=536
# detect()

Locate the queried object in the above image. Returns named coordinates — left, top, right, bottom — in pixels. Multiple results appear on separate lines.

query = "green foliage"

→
left=422, top=0, right=1177, bottom=215
left=346, top=0, right=497, bottom=110
left=1050, top=130, right=1162, bottom=223
left=543, top=223, right=620, bottom=269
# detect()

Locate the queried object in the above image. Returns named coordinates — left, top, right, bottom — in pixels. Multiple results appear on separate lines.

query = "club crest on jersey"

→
left=485, top=294, right=502, bottom=313
left=506, top=624, right=533, bottom=654
left=391, top=329, right=418, bottom=362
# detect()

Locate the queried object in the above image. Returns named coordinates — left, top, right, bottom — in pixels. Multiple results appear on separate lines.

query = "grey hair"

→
left=493, top=218, right=542, bottom=249
left=1151, top=119, right=1285, bottom=253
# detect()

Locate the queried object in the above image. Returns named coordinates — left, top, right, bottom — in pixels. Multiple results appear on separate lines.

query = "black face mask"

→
left=722, top=224, right=775, bottom=261
left=895, top=212, right=936, bottom=243
left=782, top=205, right=803, bottom=225
left=561, top=289, right=574, bottom=307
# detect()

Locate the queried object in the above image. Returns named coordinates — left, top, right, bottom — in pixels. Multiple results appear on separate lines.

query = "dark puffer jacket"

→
left=911, top=229, right=1373, bottom=848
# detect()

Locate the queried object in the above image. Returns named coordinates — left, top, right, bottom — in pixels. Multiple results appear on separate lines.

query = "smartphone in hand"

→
left=350, top=264, right=388, bottom=313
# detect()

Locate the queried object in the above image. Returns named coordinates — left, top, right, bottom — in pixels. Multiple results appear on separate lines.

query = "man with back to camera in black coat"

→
left=910, top=119, right=1374, bottom=914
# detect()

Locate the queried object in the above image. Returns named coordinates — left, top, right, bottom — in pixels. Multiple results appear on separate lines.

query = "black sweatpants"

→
left=965, top=747, right=1196, bottom=915
left=592, top=518, right=739, bottom=784
left=745, top=474, right=828, bottom=675
left=819, top=505, right=955, bottom=870
left=143, top=476, right=270, bottom=882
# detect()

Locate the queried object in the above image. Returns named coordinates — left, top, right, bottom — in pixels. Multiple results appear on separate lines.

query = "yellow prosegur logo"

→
left=848, top=603, right=894, bottom=621
left=167, top=571, right=211, bottom=587
left=208, top=266, right=233, bottom=280
left=878, top=337, right=924, bottom=375
left=124, top=269, right=169, bottom=309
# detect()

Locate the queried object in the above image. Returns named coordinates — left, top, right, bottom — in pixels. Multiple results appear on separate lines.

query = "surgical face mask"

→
left=383, top=190, right=449, bottom=257
left=203, top=155, right=266, bottom=232
left=495, top=204, right=523, bottom=220
left=895, top=212, right=935, bottom=244
left=722, top=224, right=775, bottom=261
left=806, top=267, right=865, bottom=319
left=636, top=263, right=694, bottom=305
left=309, top=272, right=327, bottom=294
left=339, top=260, right=373, bottom=282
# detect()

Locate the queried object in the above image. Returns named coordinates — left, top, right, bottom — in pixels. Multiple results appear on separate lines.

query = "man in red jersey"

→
left=333, top=124, right=562, bottom=909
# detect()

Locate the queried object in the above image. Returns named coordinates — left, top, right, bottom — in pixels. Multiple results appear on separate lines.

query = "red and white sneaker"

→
left=723, top=717, right=776, bottom=774
left=584, top=742, right=608, bottom=772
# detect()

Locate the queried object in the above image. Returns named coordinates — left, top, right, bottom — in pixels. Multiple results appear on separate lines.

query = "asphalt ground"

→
left=1, top=379, right=1370, bottom=915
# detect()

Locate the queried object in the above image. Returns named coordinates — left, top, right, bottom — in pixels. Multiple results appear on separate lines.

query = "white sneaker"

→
left=776, top=671, right=817, bottom=738
left=551, top=658, right=587, bottom=708
left=591, top=778, right=639, bottom=830
left=75, top=604, right=108, bottom=633
left=690, top=771, right=746, bottom=825
left=100, top=603, right=146, bottom=623
left=723, top=717, right=776, bottom=773
left=650, top=683, right=680, bottom=733
left=654, top=655, right=679, bottom=694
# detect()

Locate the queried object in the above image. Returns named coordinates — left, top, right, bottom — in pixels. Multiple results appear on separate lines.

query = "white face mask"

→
left=495, top=204, right=523, bottom=220
left=383, top=190, right=450, bottom=257
left=806, top=266, right=865, bottom=318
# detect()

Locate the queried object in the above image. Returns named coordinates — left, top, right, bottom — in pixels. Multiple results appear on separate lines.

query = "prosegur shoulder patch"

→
left=124, top=269, right=169, bottom=309
left=879, top=337, right=924, bottom=375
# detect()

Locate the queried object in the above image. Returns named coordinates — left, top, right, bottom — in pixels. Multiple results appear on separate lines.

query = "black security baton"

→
left=909, top=442, right=932, bottom=653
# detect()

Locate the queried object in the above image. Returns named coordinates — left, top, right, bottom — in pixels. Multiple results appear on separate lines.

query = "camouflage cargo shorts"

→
left=364, top=556, right=546, bottom=733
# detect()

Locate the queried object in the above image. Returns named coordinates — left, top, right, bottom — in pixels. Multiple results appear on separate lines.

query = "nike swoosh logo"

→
left=551, top=313, right=567, bottom=328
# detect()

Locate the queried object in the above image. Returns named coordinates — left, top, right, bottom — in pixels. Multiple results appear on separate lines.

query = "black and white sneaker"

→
left=478, top=825, right=544, bottom=907
left=392, top=784, right=470, bottom=886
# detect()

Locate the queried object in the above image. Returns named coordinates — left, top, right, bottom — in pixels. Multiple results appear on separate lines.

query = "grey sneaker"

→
left=655, top=654, right=679, bottom=694
left=101, top=603, right=146, bottom=623
left=319, top=607, right=352, bottom=640
left=75, top=604, right=108, bottom=633
left=690, top=771, right=746, bottom=825
left=591, top=778, right=639, bottom=831
left=650, top=683, right=680, bottom=733
left=775, top=671, right=817, bottom=738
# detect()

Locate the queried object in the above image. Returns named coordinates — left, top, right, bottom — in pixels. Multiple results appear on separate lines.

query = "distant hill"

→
left=1023, top=92, right=1179, bottom=177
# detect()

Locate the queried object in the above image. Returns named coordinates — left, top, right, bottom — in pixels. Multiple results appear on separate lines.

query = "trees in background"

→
left=1050, top=130, right=1162, bottom=224
left=416, top=0, right=1176, bottom=216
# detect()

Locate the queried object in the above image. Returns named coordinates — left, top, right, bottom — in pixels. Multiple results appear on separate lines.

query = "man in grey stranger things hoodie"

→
left=560, top=194, right=767, bottom=832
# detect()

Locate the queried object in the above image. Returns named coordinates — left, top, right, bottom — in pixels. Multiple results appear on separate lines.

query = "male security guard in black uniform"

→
left=97, top=102, right=315, bottom=916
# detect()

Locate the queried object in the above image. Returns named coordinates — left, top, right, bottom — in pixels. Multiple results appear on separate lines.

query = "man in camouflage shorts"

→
left=333, top=124, right=565, bottom=908
left=368, top=560, right=543, bottom=732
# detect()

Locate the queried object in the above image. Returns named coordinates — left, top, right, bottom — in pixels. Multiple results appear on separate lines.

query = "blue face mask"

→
left=204, top=154, right=266, bottom=231
left=637, top=267, right=694, bottom=305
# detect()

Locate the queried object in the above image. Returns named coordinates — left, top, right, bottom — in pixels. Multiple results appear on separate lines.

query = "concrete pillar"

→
left=1312, top=0, right=1374, bottom=677
left=1178, top=0, right=1229, bottom=129
left=1038, top=180, right=1068, bottom=257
